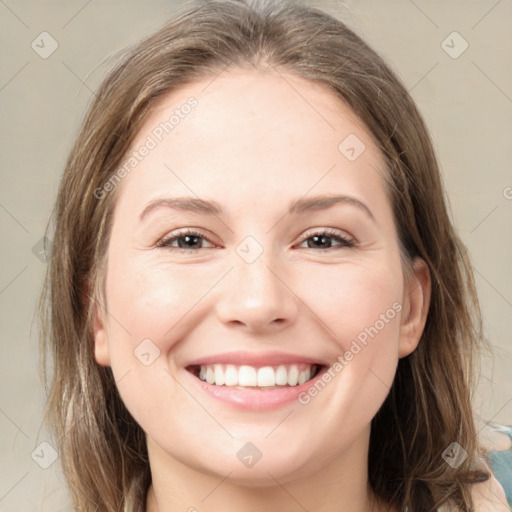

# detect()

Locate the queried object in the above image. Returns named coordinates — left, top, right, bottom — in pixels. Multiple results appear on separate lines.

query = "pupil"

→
left=180, top=235, right=200, bottom=248
left=311, top=235, right=330, bottom=248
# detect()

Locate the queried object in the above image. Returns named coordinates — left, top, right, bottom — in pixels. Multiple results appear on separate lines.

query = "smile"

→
left=183, top=351, right=329, bottom=410
left=189, top=363, right=322, bottom=388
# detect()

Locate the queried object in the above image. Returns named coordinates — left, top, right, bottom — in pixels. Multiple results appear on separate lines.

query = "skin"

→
left=92, top=68, right=432, bottom=512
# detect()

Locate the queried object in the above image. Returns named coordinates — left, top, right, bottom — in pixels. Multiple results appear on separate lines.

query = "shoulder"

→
left=435, top=472, right=510, bottom=512
left=470, top=472, right=510, bottom=511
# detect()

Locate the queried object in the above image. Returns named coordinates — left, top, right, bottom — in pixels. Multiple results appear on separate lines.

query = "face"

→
left=92, top=69, right=430, bottom=485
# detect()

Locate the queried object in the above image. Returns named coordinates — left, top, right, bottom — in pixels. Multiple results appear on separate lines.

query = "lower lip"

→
left=184, top=367, right=326, bottom=411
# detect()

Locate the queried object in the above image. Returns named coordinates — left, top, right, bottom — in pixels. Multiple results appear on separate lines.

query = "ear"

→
left=83, top=278, right=111, bottom=367
left=92, top=299, right=111, bottom=367
left=398, top=257, right=431, bottom=358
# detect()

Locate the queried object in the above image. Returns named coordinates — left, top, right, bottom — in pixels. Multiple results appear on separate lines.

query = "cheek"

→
left=105, top=249, right=403, bottom=364
left=101, top=259, right=197, bottom=426
left=303, top=261, right=403, bottom=350
left=105, top=255, right=206, bottom=348
left=299, top=262, right=403, bottom=412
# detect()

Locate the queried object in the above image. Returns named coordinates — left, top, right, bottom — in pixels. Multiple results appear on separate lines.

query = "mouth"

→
left=183, top=351, right=330, bottom=410
left=187, top=363, right=325, bottom=389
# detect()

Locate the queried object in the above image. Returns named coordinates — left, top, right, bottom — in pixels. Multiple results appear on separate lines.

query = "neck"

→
left=145, top=425, right=390, bottom=512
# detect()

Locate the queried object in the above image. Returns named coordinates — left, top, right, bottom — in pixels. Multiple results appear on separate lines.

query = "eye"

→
left=156, top=229, right=217, bottom=252
left=156, top=227, right=355, bottom=253
left=296, top=228, right=355, bottom=250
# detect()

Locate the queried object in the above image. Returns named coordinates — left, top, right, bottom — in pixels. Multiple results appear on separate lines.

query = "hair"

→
left=39, top=0, right=492, bottom=510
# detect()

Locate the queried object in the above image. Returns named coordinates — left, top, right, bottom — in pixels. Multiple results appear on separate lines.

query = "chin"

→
left=184, top=438, right=329, bottom=488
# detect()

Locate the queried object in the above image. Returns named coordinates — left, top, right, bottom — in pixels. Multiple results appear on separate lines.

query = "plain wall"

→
left=0, top=0, right=511, bottom=509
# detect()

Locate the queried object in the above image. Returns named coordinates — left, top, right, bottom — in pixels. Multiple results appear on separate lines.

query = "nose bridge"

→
left=215, top=238, right=298, bottom=332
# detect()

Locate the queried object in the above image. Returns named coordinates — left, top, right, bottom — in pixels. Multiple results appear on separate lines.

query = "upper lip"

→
left=185, top=351, right=328, bottom=368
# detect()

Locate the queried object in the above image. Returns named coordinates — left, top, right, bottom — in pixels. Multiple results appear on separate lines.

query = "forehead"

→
left=113, top=68, right=390, bottom=219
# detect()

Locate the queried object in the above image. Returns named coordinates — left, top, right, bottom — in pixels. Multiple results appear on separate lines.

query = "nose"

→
left=215, top=252, right=299, bottom=335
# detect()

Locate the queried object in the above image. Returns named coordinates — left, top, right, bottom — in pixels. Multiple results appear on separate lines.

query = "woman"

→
left=39, top=0, right=509, bottom=510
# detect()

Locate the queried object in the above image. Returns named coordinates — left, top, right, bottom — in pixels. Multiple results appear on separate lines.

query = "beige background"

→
left=0, top=0, right=511, bottom=509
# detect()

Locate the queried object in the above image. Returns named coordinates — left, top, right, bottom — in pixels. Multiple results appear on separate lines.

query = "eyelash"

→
left=156, top=228, right=355, bottom=253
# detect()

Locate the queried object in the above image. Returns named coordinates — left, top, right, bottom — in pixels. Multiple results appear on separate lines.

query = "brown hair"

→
left=39, top=0, right=490, bottom=510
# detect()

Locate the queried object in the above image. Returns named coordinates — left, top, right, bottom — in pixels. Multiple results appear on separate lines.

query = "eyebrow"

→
left=139, top=194, right=375, bottom=223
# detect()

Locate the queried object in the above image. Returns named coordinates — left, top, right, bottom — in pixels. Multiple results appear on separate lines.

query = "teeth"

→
left=195, top=363, right=318, bottom=388
left=288, top=365, right=299, bottom=386
left=238, top=365, right=257, bottom=386
left=275, top=365, right=288, bottom=385
left=214, top=364, right=225, bottom=386
left=224, top=364, right=238, bottom=386
left=298, top=367, right=311, bottom=385
left=257, top=366, right=275, bottom=387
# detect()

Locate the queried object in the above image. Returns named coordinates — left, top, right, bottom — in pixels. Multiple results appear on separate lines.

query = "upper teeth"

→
left=197, top=364, right=316, bottom=387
